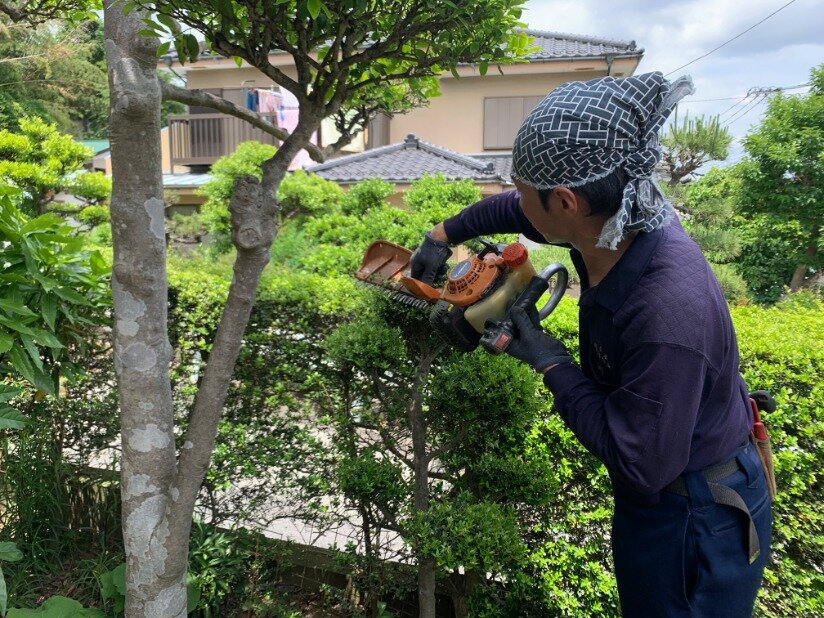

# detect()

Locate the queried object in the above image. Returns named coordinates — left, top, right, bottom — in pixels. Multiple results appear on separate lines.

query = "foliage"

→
left=0, top=116, right=110, bottom=216
left=277, top=169, right=344, bottom=219
left=7, top=596, right=104, bottom=618
left=684, top=162, right=808, bottom=303
left=0, top=2, right=100, bottom=26
left=0, top=18, right=107, bottom=137
left=738, top=64, right=823, bottom=291
left=708, top=262, right=750, bottom=305
left=75, top=204, right=109, bottom=228
left=339, top=178, right=393, bottom=216
left=0, top=187, right=110, bottom=396
left=0, top=542, right=23, bottom=616
left=660, top=110, right=732, bottom=186
left=731, top=295, right=824, bottom=617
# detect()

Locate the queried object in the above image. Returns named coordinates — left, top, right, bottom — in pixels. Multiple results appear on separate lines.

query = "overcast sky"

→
left=523, top=0, right=824, bottom=165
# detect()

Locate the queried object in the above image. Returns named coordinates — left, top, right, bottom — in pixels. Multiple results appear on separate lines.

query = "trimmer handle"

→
left=480, top=263, right=568, bottom=354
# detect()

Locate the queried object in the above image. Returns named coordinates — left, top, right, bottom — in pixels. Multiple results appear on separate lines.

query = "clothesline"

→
left=241, top=86, right=316, bottom=170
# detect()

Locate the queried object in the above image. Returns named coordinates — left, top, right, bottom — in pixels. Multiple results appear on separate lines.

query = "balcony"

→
left=168, top=112, right=279, bottom=168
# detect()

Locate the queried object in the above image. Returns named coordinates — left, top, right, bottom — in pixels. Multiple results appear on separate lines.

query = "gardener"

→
left=410, top=72, right=772, bottom=617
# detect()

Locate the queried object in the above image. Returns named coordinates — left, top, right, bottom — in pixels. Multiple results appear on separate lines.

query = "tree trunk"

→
left=105, top=3, right=317, bottom=614
left=408, top=347, right=440, bottom=618
left=104, top=2, right=184, bottom=614
left=789, top=224, right=819, bottom=291
left=450, top=569, right=484, bottom=618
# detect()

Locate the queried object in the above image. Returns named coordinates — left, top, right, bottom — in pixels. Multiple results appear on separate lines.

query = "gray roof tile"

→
left=306, top=135, right=512, bottom=184
left=523, top=29, right=641, bottom=60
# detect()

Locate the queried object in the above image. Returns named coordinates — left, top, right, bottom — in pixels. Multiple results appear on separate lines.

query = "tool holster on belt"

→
left=749, top=390, right=777, bottom=500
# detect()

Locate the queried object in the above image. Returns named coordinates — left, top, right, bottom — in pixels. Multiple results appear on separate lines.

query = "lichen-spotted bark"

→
left=105, top=1, right=327, bottom=612
left=104, top=1, right=185, bottom=614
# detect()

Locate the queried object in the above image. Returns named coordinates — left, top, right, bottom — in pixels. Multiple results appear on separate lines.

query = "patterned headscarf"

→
left=511, top=72, right=695, bottom=249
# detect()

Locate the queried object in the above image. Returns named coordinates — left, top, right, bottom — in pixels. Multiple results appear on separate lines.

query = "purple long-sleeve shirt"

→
left=443, top=190, right=752, bottom=496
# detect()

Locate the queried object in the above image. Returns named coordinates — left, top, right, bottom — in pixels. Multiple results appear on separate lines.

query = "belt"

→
left=665, top=455, right=761, bottom=564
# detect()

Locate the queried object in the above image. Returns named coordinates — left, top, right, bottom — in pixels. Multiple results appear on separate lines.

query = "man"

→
left=410, top=72, right=772, bottom=616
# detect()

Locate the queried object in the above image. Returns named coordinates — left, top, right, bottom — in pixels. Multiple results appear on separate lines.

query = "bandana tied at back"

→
left=511, top=72, right=695, bottom=249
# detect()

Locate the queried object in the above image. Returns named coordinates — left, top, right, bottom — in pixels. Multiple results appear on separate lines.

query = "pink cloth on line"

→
left=257, top=89, right=281, bottom=114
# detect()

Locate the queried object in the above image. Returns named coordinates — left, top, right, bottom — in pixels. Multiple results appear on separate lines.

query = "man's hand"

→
left=410, top=231, right=452, bottom=284
left=505, top=306, right=572, bottom=373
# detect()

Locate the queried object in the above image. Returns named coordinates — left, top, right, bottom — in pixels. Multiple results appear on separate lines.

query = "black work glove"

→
left=410, top=232, right=452, bottom=284
left=505, top=306, right=572, bottom=373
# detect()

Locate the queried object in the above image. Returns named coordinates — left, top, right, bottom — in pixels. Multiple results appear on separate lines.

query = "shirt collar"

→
left=576, top=226, right=666, bottom=313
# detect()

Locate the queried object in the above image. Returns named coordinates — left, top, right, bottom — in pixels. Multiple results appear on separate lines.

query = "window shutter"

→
left=484, top=96, right=546, bottom=150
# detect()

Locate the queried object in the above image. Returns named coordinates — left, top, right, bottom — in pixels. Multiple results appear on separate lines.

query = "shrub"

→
left=340, top=178, right=394, bottom=215
left=710, top=262, right=750, bottom=304
left=403, top=173, right=482, bottom=224
left=277, top=169, right=343, bottom=219
left=76, top=204, right=109, bottom=228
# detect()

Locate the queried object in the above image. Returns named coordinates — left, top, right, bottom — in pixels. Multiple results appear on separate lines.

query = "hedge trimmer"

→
left=355, top=239, right=568, bottom=353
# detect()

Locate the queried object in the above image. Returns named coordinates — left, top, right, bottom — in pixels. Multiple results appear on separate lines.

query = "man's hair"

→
left=538, top=167, right=628, bottom=218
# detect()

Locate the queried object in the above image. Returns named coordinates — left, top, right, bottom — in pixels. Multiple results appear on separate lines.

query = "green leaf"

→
left=479, top=61, right=488, bottom=76
left=0, top=298, right=37, bottom=318
left=20, top=334, right=43, bottom=372
left=0, top=564, right=6, bottom=618
left=156, top=13, right=178, bottom=33
left=186, top=578, right=201, bottom=613
left=0, top=331, right=13, bottom=355
left=7, top=346, right=53, bottom=396
left=52, top=286, right=91, bottom=306
left=30, top=329, right=63, bottom=350
left=450, top=66, right=460, bottom=80
left=0, top=408, right=27, bottom=430
left=184, top=34, right=200, bottom=62
left=89, top=250, right=108, bottom=275
left=233, top=56, right=243, bottom=68
left=307, top=0, right=322, bottom=19
left=156, top=41, right=172, bottom=58
left=0, top=543, right=22, bottom=563
left=40, top=295, right=57, bottom=331
left=0, top=385, right=21, bottom=404
left=0, top=318, right=37, bottom=338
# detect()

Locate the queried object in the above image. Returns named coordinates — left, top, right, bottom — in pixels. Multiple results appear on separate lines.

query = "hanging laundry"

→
left=245, top=89, right=259, bottom=112
left=258, top=89, right=281, bottom=115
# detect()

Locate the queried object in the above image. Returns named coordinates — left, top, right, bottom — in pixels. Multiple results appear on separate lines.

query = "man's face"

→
left=514, top=180, right=569, bottom=244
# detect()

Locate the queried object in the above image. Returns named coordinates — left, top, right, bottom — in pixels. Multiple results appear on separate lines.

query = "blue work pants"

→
left=611, top=443, right=772, bottom=617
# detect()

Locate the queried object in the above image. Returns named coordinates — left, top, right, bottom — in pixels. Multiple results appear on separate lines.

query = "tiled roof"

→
left=306, top=135, right=511, bottom=184
left=523, top=30, right=641, bottom=61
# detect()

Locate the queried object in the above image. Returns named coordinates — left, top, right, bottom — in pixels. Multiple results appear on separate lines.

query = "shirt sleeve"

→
left=543, top=343, right=712, bottom=494
left=442, top=190, right=546, bottom=244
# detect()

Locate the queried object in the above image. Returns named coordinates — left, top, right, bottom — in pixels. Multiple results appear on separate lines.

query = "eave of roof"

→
left=306, top=134, right=512, bottom=185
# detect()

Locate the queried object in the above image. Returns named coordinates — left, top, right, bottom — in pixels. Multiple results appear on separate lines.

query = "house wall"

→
left=389, top=57, right=639, bottom=153
left=176, top=57, right=640, bottom=156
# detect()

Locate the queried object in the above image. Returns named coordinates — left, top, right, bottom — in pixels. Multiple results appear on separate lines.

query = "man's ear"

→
left=553, top=187, right=585, bottom=215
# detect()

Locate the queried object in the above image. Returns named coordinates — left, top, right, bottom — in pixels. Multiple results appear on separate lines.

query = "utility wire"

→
left=717, top=94, right=754, bottom=119
left=686, top=83, right=811, bottom=103
left=722, top=93, right=768, bottom=128
left=664, top=0, right=800, bottom=76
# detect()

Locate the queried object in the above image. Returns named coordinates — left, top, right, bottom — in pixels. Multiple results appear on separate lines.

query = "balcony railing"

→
left=168, top=113, right=279, bottom=167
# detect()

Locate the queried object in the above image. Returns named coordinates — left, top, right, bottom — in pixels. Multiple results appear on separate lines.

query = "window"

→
left=483, top=96, right=544, bottom=150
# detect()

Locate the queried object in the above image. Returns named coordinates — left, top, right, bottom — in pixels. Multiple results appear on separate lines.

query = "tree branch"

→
left=159, top=81, right=326, bottom=163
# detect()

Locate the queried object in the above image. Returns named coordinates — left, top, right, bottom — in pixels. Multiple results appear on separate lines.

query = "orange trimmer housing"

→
left=355, top=239, right=528, bottom=308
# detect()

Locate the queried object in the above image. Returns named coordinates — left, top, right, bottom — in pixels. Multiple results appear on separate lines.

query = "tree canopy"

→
left=0, top=115, right=110, bottom=215
left=659, top=110, right=732, bottom=186
left=738, top=64, right=823, bottom=291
